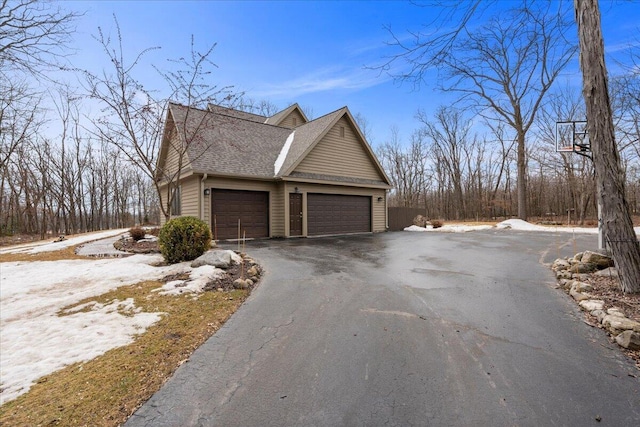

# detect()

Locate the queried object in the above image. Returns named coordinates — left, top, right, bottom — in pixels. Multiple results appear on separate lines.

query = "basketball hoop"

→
left=556, top=120, right=603, bottom=250
left=556, top=121, right=591, bottom=159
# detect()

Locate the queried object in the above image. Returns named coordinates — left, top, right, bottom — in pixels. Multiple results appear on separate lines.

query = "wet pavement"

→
left=126, top=230, right=640, bottom=426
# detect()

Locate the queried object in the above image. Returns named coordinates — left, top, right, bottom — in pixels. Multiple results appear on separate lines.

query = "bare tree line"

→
left=376, top=80, right=640, bottom=224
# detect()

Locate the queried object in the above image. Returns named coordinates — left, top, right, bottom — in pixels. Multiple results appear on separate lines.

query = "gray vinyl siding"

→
left=180, top=176, right=200, bottom=218
left=293, top=117, right=383, bottom=181
left=280, top=110, right=307, bottom=129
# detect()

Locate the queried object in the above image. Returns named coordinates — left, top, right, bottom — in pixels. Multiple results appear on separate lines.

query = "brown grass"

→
left=0, top=245, right=90, bottom=263
left=0, top=276, right=249, bottom=426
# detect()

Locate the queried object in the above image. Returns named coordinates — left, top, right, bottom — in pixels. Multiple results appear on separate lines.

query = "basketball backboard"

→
left=556, top=121, right=591, bottom=157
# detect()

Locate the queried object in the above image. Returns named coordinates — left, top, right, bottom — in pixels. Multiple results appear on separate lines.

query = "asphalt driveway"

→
left=126, top=230, right=640, bottom=426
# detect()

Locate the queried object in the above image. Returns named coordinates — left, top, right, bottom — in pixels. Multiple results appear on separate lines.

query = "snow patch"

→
left=404, top=224, right=493, bottom=233
left=0, top=253, right=189, bottom=404
left=274, top=131, right=295, bottom=176
left=496, top=219, right=599, bottom=234
left=154, top=265, right=223, bottom=296
left=0, top=229, right=128, bottom=255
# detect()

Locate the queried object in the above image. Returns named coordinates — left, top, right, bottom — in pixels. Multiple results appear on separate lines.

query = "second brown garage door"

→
left=307, top=193, right=371, bottom=236
left=211, top=189, right=269, bottom=240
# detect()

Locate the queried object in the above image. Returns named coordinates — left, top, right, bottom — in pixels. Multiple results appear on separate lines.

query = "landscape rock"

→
left=572, top=273, right=590, bottom=281
left=233, top=278, right=252, bottom=289
left=570, top=289, right=591, bottom=302
left=556, top=270, right=573, bottom=280
left=594, top=267, right=618, bottom=278
left=571, top=281, right=593, bottom=293
left=615, top=331, right=640, bottom=350
left=607, top=308, right=626, bottom=317
left=591, top=309, right=607, bottom=323
left=570, top=262, right=597, bottom=274
left=552, top=259, right=571, bottom=271
left=413, top=215, right=428, bottom=228
left=573, top=252, right=584, bottom=262
left=581, top=251, right=614, bottom=270
left=579, top=299, right=605, bottom=312
left=602, top=315, right=640, bottom=335
left=191, top=250, right=240, bottom=269
left=247, top=265, right=259, bottom=278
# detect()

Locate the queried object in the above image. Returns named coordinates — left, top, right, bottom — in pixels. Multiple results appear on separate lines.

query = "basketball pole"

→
left=557, top=120, right=605, bottom=252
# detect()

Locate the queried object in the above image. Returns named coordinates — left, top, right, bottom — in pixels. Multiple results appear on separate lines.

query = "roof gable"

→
left=277, top=107, right=391, bottom=186
left=265, top=103, right=309, bottom=127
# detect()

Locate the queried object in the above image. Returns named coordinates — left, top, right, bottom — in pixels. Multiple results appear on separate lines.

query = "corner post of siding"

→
left=200, top=173, right=208, bottom=220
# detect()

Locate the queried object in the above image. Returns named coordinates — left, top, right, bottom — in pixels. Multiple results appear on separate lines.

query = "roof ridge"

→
left=170, top=102, right=292, bottom=129
left=302, top=106, right=347, bottom=124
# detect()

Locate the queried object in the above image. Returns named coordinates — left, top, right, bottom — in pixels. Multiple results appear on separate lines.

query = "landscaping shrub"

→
left=431, top=220, right=444, bottom=229
left=158, top=217, right=211, bottom=264
left=129, top=227, right=146, bottom=241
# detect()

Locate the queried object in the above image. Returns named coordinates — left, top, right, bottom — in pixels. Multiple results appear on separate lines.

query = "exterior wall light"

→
left=203, top=189, right=210, bottom=196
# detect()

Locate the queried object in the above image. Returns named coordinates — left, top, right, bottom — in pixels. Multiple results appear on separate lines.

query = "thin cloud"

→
left=253, top=66, right=390, bottom=99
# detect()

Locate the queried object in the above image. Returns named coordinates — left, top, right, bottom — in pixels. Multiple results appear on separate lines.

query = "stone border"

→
left=552, top=252, right=640, bottom=351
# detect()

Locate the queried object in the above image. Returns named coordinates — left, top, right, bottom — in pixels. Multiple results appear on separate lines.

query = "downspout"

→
left=201, top=173, right=208, bottom=220
left=385, top=190, right=389, bottom=230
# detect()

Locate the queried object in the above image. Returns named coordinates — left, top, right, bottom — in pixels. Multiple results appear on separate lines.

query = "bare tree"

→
left=0, top=0, right=79, bottom=74
left=377, top=126, right=429, bottom=208
left=235, top=97, right=280, bottom=116
left=419, top=106, right=472, bottom=220
left=574, top=0, right=640, bottom=293
left=381, top=1, right=576, bottom=220
left=83, top=19, right=235, bottom=220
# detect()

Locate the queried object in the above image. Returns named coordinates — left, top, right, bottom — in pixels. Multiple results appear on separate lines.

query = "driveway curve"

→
left=126, top=230, right=640, bottom=426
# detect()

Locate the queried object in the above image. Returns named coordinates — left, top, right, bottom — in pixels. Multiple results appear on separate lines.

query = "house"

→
left=156, top=102, right=392, bottom=239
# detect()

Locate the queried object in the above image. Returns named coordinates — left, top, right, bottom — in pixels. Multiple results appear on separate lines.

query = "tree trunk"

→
left=575, top=0, right=640, bottom=293
left=516, top=130, right=527, bottom=220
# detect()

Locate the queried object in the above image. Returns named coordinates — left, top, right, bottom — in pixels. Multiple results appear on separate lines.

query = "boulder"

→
left=556, top=270, right=573, bottom=280
left=602, top=315, right=640, bottom=335
left=579, top=299, right=605, bottom=312
left=594, top=267, right=618, bottom=278
left=191, top=250, right=239, bottom=269
left=573, top=252, right=584, bottom=262
left=607, top=308, right=626, bottom=317
left=581, top=251, right=614, bottom=270
left=247, top=265, right=259, bottom=278
left=591, top=309, right=607, bottom=323
left=233, top=278, right=252, bottom=289
left=570, top=262, right=597, bottom=274
left=572, top=273, right=590, bottom=281
left=571, top=281, right=593, bottom=293
left=413, top=215, right=428, bottom=228
left=570, top=288, right=591, bottom=302
left=552, top=259, right=571, bottom=271
left=615, top=331, right=640, bottom=350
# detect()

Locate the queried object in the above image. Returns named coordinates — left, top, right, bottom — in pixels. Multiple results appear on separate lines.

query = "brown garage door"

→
left=211, top=189, right=269, bottom=240
left=307, top=194, right=371, bottom=236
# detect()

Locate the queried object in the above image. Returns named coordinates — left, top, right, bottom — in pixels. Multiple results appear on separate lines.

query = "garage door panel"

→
left=211, top=190, right=269, bottom=240
left=307, top=194, right=371, bottom=236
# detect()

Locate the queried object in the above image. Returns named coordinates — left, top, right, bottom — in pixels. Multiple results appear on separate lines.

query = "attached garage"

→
left=211, top=189, right=269, bottom=240
left=307, top=193, right=371, bottom=236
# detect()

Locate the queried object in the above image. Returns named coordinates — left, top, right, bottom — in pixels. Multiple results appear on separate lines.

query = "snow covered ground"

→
left=405, top=219, right=640, bottom=235
left=0, top=233, right=234, bottom=405
left=0, top=229, right=128, bottom=255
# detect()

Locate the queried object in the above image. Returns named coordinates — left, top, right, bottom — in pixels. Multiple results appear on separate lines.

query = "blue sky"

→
left=63, top=0, right=640, bottom=147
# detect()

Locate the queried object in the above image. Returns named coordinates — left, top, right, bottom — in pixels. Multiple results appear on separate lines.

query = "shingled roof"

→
left=170, top=103, right=290, bottom=178
left=164, top=102, right=389, bottom=186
